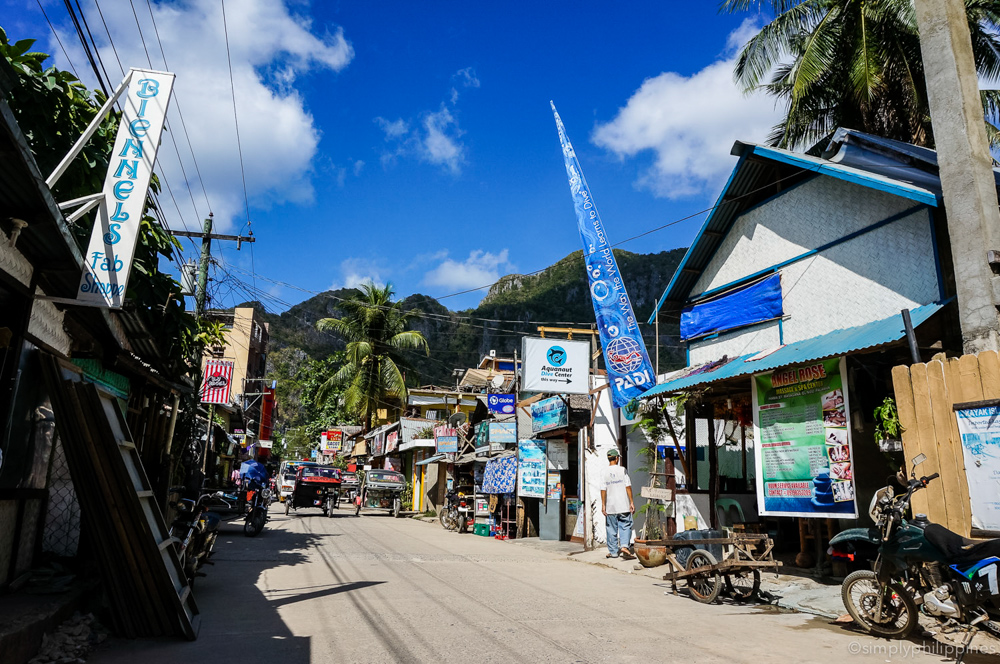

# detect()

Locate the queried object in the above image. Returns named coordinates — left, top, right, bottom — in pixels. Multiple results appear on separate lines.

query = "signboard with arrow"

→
left=521, top=336, right=589, bottom=395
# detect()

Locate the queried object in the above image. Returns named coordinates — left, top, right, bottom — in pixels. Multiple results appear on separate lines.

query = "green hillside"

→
left=258, top=248, right=686, bottom=387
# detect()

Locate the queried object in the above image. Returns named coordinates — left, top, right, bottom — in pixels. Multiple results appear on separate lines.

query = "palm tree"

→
left=316, top=283, right=428, bottom=430
left=722, top=0, right=1000, bottom=151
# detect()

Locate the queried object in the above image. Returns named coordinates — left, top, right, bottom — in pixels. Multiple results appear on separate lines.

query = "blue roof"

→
left=647, top=134, right=943, bottom=324
left=639, top=301, right=947, bottom=398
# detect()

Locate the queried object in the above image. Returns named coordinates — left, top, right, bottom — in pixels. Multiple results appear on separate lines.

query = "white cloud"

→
left=424, top=249, right=514, bottom=290
left=51, top=0, right=353, bottom=231
left=592, top=19, right=780, bottom=199
left=375, top=67, right=477, bottom=175
left=331, top=257, right=384, bottom=290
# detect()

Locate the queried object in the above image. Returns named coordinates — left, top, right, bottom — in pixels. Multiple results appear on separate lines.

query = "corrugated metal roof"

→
left=640, top=301, right=946, bottom=398
left=647, top=135, right=943, bottom=323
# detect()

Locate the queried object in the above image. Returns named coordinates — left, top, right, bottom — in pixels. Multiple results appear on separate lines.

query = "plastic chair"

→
left=715, top=498, right=745, bottom=527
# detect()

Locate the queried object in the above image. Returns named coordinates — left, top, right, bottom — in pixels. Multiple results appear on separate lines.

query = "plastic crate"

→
left=474, top=523, right=489, bottom=536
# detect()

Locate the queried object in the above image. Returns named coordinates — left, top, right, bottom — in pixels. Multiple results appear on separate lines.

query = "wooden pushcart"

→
left=650, top=532, right=782, bottom=604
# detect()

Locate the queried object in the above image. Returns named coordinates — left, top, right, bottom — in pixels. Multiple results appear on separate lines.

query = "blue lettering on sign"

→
left=113, top=159, right=138, bottom=179
left=103, top=224, right=122, bottom=245
left=80, top=272, right=125, bottom=297
left=90, top=251, right=123, bottom=272
left=113, top=180, right=134, bottom=201
left=129, top=118, right=151, bottom=138
left=109, top=202, right=129, bottom=222
left=136, top=78, right=160, bottom=98
left=119, top=138, right=144, bottom=158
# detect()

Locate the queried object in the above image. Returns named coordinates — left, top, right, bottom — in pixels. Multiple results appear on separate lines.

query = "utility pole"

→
left=914, top=0, right=1000, bottom=353
left=180, top=212, right=256, bottom=472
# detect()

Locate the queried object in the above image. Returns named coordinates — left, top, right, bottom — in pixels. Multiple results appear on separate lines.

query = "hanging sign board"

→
left=489, top=422, right=517, bottom=452
left=517, top=439, right=546, bottom=498
left=531, top=396, right=569, bottom=434
left=434, top=425, right=459, bottom=454
left=521, top=337, right=590, bottom=395
left=752, top=357, right=858, bottom=518
left=640, top=486, right=673, bottom=501
left=321, top=430, right=342, bottom=452
left=78, top=69, right=175, bottom=307
left=955, top=402, right=1000, bottom=530
left=200, top=360, right=234, bottom=404
left=547, top=440, right=568, bottom=470
left=259, top=440, right=273, bottom=449
left=487, top=393, right=516, bottom=414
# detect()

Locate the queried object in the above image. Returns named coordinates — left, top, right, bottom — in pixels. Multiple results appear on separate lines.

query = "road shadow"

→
left=88, top=522, right=346, bottom=664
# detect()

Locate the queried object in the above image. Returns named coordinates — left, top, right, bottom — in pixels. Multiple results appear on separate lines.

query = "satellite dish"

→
left=448, top=412, right=467, bottom=427
left=490, top=374, right=504, bottom=389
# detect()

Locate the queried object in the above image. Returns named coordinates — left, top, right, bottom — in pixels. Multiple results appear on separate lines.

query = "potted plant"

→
left=874, top=397, right=903, bottom=452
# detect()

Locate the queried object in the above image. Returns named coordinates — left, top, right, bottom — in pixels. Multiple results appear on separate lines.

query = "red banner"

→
left=200, top=360, right=234, bottom=404
left=259, top=384, right=275, bottom=441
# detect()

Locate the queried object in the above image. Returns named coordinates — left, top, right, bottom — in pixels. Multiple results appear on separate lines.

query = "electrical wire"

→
left=36, top=0, right=81, bottom=76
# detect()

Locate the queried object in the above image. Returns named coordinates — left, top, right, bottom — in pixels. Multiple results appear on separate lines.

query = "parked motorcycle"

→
left=168, top=488, right=222, bottom=587
left=244, top=479, right=270, bottom=537
left=440, top=487, right=470, bottom=533
left=831, top=453, right=1000, bottom=640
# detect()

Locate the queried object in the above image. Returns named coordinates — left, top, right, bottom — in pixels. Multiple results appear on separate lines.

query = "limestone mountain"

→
left=257, top=248, right=686, bottom=387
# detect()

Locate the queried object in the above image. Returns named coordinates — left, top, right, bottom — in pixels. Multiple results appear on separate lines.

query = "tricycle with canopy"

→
left=285, top=465, right=342, bottom=517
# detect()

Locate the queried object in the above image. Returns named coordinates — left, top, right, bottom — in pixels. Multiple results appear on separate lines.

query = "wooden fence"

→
left=891, top=351, right=1000, bottom=537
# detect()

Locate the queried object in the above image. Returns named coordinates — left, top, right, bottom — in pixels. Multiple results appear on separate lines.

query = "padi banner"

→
left=78, top=69, right=174, bottom=307
left=752, top=357, right=858, bottom=518
left=551, top=103, right=654, bottom=408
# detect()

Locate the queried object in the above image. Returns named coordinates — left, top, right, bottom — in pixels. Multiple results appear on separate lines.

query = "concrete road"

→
left=90, top=506, right=997, bottom=663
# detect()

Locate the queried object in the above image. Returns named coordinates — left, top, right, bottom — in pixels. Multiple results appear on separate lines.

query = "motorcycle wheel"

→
left=327, top=497, right=335, bottom=518
left=457, top=514, right=468, bottom=533
left=392, top=498, right=402, bottom=518
left=440, top=509, right=456, bottom=531
left=244, top=509, right=264, bottom=537
left=842, top=570, right=918, bottom=639
left=285, top=500, right=290, bottom=516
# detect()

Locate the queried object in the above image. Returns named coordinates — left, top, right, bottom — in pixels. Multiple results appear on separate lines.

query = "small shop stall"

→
left=638, top=305, right=956, bottom=571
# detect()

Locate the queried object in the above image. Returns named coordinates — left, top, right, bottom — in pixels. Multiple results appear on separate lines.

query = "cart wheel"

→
left=725, top=570, right=761, bottom=602
left=285, top=500, right=290, bottom=516
left=685, top=549, right=721, bottom=604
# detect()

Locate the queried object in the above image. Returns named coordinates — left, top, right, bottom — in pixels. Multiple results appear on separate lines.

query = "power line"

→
left=36, top=0, right=81, bottom=77
left=61, top=0, right=107, bottom=95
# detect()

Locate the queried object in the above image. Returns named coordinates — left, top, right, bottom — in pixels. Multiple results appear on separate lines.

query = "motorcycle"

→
left=831, top=453, right=1000, bottom=640
left=244, top=479, right=270, bottom=537
left=168, top=488, right=222, bottom=587
left=440, top=487, right=470, bottom=533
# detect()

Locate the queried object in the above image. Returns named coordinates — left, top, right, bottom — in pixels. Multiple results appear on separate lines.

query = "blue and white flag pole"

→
left=550, top=102, right=656, bottom=408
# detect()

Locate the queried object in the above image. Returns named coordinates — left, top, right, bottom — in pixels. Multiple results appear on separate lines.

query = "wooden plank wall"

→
left=891, top=351, right=1000, bottom=537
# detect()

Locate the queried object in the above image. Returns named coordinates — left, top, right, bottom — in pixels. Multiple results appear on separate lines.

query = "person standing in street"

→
left=600, top=448, right=635, bottom=559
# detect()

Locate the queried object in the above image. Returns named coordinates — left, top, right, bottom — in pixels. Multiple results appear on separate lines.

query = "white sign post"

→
left=77, top=68, right=174, bottom=307
left=522, top=336, right=590, bottom=395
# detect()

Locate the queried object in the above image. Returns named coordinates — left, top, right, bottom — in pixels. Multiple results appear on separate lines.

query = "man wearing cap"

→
left=600, top=448, right=635, bottom=559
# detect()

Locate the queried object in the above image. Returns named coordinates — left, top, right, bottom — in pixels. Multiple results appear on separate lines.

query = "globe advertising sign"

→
left=78, top=69, right=174, bottom=307
left=551, top=103, right=656, bottom=408
left=521, top=336, right=590, bottom=395
left=486, top=393, right=515, bottom=414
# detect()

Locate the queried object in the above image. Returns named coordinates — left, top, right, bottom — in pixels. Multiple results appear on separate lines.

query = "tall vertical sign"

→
left=551, top=103, right=655, bottom=407
left=259, top=382, right=276, bottom=441
left=78, top=69, right=175, bottom=307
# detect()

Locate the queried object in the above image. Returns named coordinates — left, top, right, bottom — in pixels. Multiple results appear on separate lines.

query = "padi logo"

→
left=546, top=346, right=567, bottom=367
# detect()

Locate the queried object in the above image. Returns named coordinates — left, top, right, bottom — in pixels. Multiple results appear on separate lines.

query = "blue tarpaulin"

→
left=680, top=273, right=783, bottom=340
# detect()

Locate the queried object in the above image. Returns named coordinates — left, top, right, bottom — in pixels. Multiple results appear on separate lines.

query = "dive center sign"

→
left=521, top=336, right=589, bottom=395
left=78, top=69, right=174, bottom=307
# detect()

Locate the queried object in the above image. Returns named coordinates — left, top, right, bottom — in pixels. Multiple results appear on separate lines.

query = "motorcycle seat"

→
left=203, top=511, right=222, bottom=532
left=924, top=524, right=1000, bottom=565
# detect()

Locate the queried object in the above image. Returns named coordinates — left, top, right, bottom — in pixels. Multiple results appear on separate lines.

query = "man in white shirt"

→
left=600, top=448, right=634, bottom=559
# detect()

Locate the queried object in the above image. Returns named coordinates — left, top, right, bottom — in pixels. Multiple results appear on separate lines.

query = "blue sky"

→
left=2, top=0, right=782, bottom=312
